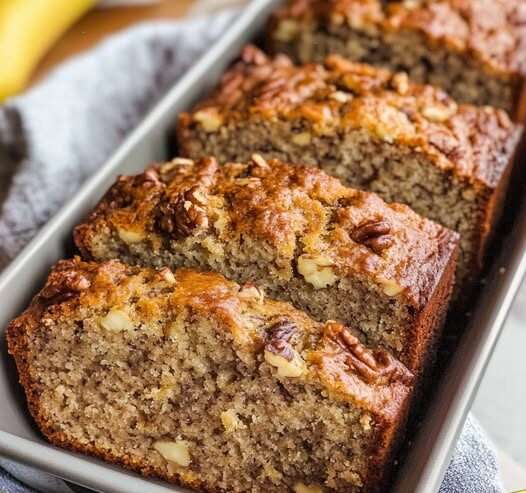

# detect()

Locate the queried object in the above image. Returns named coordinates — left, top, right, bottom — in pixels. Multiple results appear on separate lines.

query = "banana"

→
left=0, top=0, right=97, bottom=101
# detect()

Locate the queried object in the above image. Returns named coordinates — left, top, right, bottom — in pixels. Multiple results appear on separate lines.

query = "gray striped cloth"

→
left=0, top=8, right=503, bottom=493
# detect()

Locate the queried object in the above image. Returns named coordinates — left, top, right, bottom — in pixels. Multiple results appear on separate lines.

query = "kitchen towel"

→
left=0, top=6, right=505, bottom=493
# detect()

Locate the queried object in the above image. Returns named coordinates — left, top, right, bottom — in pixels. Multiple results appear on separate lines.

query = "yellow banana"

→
left=0, top=0, right=97, bottom=101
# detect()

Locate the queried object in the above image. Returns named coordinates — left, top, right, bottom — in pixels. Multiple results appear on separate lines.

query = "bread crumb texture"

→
left=74, top=156, right=459, bottom=369
left=267, top=0, right=526, bottom=112
left=7, top=258, right=414, bottom=493
left=176, top=47, right=521, bottom=293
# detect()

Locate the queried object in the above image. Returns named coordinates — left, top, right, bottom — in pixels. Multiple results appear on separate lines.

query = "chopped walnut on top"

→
left=158, top=185, right=209, bottom=238
left=297, top=254, right=339, bottom=288
left=351, top=220, right=394, bottom=255
left=265, top=319, right=298, bottom=361
left=264, top=319, right=305, bottom=378
left=157, top=158, right=218, bottom=239
left=40, top=269, right=91, bottom=303
left=324, top=322, right=413, bottom=385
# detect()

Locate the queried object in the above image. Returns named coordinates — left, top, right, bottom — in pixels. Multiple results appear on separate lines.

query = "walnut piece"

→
left=292, top=132, right=312, bottom=146
left=193, top=108, right=223, bottom=132
left=117, top=227, right=145, bottom=244
left=377, top=276, right=404, bottom=296
left=251, top=153, right=270, bottom=169
left=293, top=483, right=324, bottom=493
left=325, top=322, right=411, bottom=385
left=264, top=463, right=283, bottom=482
left=160, top=158, right=194, bottom=175
left=351, top=220, right=393, bottom=254
left=265, top=320, right=298, bottom=361
left=221, top=409, right=245, bottom=432
left=360, top=414, right=372, bottom=431
left=238, top=283, right=265, bottom=303
left=158, top=158, right=217, bottom=239
left=143, top=168, right=163, bottom=188
left=100, top=309, right=133, bottom=332
left=330, top=91, right=352, bottom=103
left=371, top=104, right=413, bottom=143
left=391, top=72, right=409, bottom=95
left=241, top=44, right=268, bottom=65
left=297, top=254, right=338, bottom=289
left=158, top=186, right=209, bottom=238
left=164, top=313, right=186, bottom=338
left=153, top=440, right=191, bottom=467
left=40, top=270, right=90, bottom=301
left=273, top=19, right=300, bottom=42
left=264, top=350, right=305, bottom=378
left=159, top=267, right=176, bottom=285
left=422, top=103, right=457, bottom=123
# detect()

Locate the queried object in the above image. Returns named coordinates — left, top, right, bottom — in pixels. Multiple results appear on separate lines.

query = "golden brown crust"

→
left=7, top=300, right=219, bottom=493
left=74, top=156, right=459, bottom=311
left=7, top=257, right=413, bottom=430
left=177, top=46, right=522, bottom=189
left=4, top=258, right=231, bottom=493
left=270, top=0, right=526, bottom=80
left=7, top=257, right=413, bottom=410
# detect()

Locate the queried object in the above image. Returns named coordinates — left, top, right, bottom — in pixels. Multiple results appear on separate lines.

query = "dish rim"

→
left=0, top=2, right=525, bottom=492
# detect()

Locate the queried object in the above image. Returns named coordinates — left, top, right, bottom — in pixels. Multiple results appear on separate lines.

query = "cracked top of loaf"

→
left=269, top=0, right=526, bottom=79
left=7, top=257, right=413, bottom=418
left=178, top=46, right=522, bottom=189
left=74, top=155, right=458, bottom=309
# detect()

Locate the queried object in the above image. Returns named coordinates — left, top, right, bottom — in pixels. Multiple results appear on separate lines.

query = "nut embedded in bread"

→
left=176, top=47, right=522, bottom=295
left=74, top=156, right=459, bottom=372
left=7, top=258, right=414, bottom=493
left=266, top=0, right=526, bottom=118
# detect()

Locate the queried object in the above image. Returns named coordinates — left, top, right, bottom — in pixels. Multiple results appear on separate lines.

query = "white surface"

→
left=496, top=448, right=526, bottom=492
left=473, top=278, right=526, bottom=486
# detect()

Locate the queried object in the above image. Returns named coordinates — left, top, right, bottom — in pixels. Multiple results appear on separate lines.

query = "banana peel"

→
left=0, top=0, right=97, bottom=101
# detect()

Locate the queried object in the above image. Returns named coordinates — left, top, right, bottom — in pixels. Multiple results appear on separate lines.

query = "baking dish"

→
left=1, top=1, right=525, bottom=492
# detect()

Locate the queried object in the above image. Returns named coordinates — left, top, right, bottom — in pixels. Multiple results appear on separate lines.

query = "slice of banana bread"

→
left=267, top=0, right=526, bottom=118
left=74, top=156, right=459, bottom=372
left=7, top=258, right=414, bottom=493
left=176, top=47, right=522, bottom=295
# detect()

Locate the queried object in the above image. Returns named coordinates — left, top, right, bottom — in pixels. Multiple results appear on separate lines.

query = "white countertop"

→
left=472, top=278, right=526, bottom=489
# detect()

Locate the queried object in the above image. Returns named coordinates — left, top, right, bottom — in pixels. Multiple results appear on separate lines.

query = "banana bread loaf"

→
left=74, top=156, right=459, bottom=372
left=267, top=0, right=526, bottom=119
left=7, top=258, right=414, bottom=493
left=176, top=47, right=522, bottom=295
